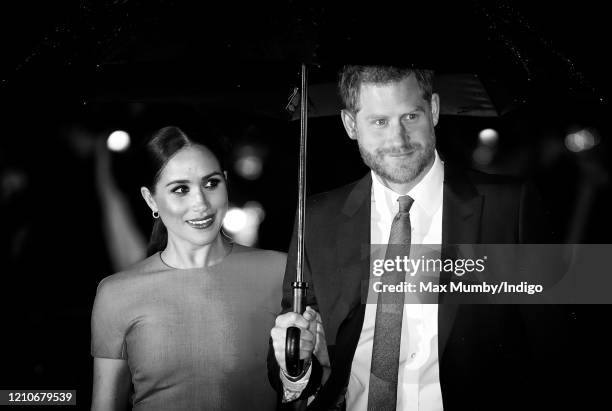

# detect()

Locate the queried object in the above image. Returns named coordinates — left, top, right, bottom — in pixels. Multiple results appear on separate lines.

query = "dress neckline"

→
left=157, top=242, right=235, bottom=271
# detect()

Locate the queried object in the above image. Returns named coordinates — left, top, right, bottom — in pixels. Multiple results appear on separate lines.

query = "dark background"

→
left=0, top=1, right=610, bottom=409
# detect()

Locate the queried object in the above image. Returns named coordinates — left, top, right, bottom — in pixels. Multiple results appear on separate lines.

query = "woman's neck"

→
left=161, top=236, right=231, bottom=269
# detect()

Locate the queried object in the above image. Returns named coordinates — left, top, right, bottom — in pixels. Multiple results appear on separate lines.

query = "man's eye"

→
left=204, top=178, right=221, bottom=190
left=404, top=113, right=419, bottom=121
left=172, top=185, right=189, bottom=194
left=373, top=119, right=387, bottom=126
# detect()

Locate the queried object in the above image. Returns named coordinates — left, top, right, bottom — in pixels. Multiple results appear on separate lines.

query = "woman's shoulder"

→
left=231, top=243, right=286, bottom=260
left=224, top=244, right=286, bottom=290
left=96, top=253, right=165, bottom=294
left=228, top=243, right=287, bottom=269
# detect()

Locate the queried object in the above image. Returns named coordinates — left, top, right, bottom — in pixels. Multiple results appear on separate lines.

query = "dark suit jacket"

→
left=269, top=165, right=566, bottom=411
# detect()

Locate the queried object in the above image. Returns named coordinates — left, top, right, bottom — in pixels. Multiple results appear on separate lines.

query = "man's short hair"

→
left=338, top=65, right=435, bottom=113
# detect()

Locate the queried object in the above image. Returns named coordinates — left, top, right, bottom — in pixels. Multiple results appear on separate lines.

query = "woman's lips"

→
left=186, top=214, right=215, bottom=229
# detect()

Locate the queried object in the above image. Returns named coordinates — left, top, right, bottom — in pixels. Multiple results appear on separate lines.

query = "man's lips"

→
left=186, top=214, right=215, bottom=229
left=386, top=150, right=415, bottom=157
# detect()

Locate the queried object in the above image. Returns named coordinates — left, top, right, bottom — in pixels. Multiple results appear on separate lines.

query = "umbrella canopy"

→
left=289, top=73, right=511, bottom=120
left=1, top=1, right=606, bottom=115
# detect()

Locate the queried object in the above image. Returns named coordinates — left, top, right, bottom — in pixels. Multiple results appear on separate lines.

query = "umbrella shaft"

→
left=296, top=63, right=308, bottom=284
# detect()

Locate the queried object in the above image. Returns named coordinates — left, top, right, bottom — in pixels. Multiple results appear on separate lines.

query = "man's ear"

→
left=140, top=187, right=158, bottom=213
left=430, top=93, right=440, bottom=126
left=341, top=109, right=358, bottom=140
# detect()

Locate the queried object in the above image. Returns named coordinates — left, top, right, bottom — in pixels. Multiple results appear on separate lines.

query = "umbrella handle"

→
left=285, top=281, right=308, bottom=377
left=285, top=327, right=302, bottom=376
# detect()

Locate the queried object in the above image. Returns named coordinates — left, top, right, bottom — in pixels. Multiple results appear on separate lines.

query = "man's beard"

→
left=358, top=138, right=435, bottom=184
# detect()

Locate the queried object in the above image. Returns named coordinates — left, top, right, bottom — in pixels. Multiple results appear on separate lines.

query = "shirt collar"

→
left=371, top=150, right=444, bottom=218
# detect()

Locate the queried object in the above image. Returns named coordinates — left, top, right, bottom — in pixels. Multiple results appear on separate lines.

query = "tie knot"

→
left=397, top=195, right=414, bottom=213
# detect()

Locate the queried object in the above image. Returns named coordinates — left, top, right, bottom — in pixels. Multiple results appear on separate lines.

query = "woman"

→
left=91, top=126, right=285, bottom=410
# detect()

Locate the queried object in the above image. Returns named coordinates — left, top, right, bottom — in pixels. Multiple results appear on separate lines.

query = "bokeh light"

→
left=234, top=145, right=263, bottom=180
left=472, top=145, right=495, bottom=166
left=222, top=202, right=266, bottom=246
left=107, top=130, right=131, bottom=152
left=478, top=128, right=499, bottom=146
left=235, top=155, right=263, bottom=180
left=565, top=129, right=597, bottom=153
left=223, top=207, right=248, bottom=232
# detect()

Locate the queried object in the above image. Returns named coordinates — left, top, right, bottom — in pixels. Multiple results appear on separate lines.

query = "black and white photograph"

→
left=0, top=1, right=610, bottom=410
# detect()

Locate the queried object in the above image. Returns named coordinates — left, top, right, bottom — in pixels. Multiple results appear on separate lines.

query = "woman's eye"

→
left=172, top=185, right=189, bottom=194
left=204, top=178, right=221, bottom=190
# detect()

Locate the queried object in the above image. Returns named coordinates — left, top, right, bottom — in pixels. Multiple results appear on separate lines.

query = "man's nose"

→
left=390, top=121, right=409, bottom=144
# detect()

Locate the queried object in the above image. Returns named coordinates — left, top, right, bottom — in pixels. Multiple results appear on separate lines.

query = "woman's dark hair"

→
left=142, top=125, right=226, bottom=256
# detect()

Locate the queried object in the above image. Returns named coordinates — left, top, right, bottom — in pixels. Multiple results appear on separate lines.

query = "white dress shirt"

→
left=346, top=151, right=444, bottom=411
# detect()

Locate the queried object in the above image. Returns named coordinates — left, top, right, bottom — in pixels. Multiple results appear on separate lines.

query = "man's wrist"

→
left=282, top=358, right=312, bottom=382
left=280, top=359, right=313, bottom=403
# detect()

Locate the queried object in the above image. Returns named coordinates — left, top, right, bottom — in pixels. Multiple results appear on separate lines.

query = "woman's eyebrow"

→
left=165, top=179, right=190, bottom=187
left=202, top=171, right=223, bottom=179
left=165, top=172, right=223, bottom=187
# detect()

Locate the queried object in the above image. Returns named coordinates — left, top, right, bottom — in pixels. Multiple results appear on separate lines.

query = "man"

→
left=269, top=65, right=559, bottom=410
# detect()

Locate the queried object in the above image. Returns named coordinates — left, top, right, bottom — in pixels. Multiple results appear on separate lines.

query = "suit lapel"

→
left=338, top=173, right=373, bottom=290
left=438, top=165, right=483, bottom=359
left=442, top=167, right=483, bottom=246
left=323, top=174, right=372, bottom=347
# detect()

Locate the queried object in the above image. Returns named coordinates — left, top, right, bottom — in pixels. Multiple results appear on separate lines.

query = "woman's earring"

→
left=152, top=210, right=160, bottom=219
left=220, top=227, right=233, bottom=241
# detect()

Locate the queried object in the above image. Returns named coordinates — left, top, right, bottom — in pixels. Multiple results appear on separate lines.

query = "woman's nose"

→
left=192, top=188, right=210, bottom=212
